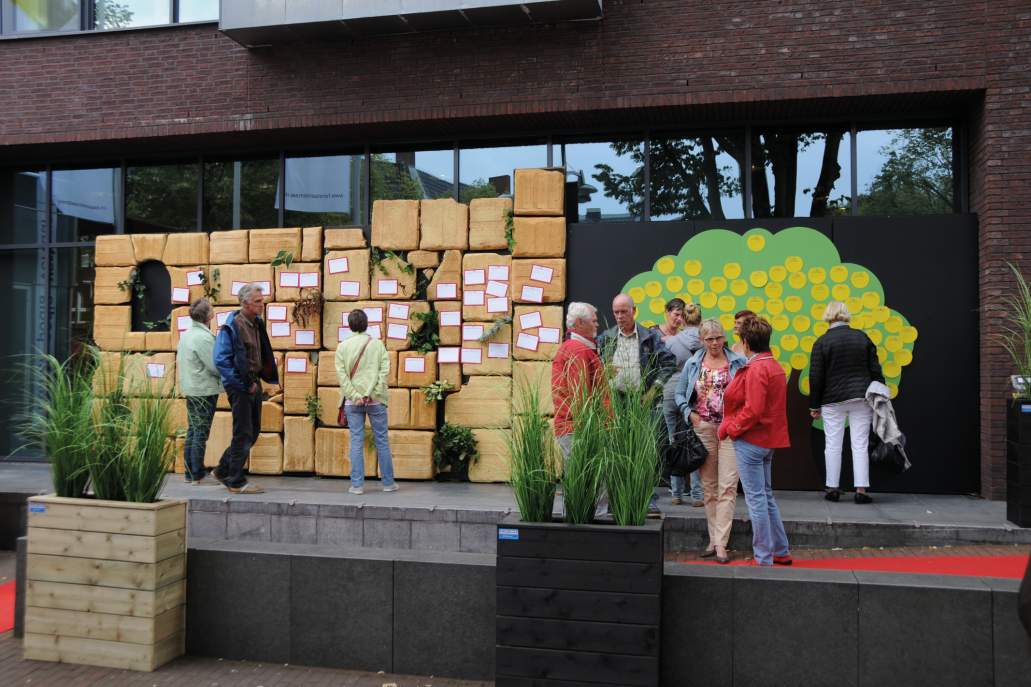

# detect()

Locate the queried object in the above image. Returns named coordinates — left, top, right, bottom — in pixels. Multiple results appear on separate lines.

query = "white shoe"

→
left=382, top=484, right=399, bottom=492
left=348, top=486, right=364, bottom=495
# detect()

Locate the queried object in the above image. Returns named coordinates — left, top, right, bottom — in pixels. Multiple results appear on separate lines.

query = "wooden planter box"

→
left=495, top=515, right=663, bottom=686
left=23, top=495, right=187, bottom=671
left=1007, top=399, right=1031, bottom=527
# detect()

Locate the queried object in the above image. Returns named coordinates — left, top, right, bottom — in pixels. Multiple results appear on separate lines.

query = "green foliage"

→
left=560, top=369, right=607, bottom=525
left=504, top=209, right=516, bottom=252
left=200, top=267, right=221, bottom=303
left=1001, top=263, right=1031, bottom=390
left=507, top=377, right=559, bottom=522
left=271, top=250, right=295, bottom=268
left=370, top=154, right=423, bottom=201
left=460, top=178, right=501, bottom=204
left=857, top=128, right=953, bottom=215
left=116, top=268, right=146, bottom=301
left=120, top=396, right=174, bottom=503
left=433, top=423, right=479, bottom=480
left=603, top=382, right=662, bottom=527
left=305, top=393, right=323, bottom=427
left=479, top=316, right=513, bottom=342
left=420, top=380, right=454, bottom=404
left=370, top=249, right=415, bottom=297
left=143, top=315, right=171, bottom=331
left=409, top=310, right=440, bottom=353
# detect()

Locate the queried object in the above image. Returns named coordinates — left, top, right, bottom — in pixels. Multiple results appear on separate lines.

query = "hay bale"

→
left=387, top=388, right=412, bottom=429
left=513, top=168, right=565, bottom=217
left=468, top=429, right=511, bottom=483
left=438, top=360, right=462, bottom=390
left=211, top=263, right=274, bottom=305
left=321, top=300, right=387, bottom=348
left=168, top=398, right=189, bottom=436
left=435, top=301, right=462, bottom=346
left=264, top=351, right=284, bottom=397
left=283, top=351, right=316, bottom=414
left=92, top=306, right=131, bottom=351
left=428, top=249, right=463, bottom=302
left=420, top=199, right=469, bottom=250
left=121, top=353, right=176, bottom=397
left=317, top=386, right=342, bottom=427
left=94, top=266, right=133, bottom=305
left=315, top=427, right=377, bottom=478
left=265, top=302, right=321, bottom=351
left=444, top=376, right=511, bottom=428
left=469, top=197, right=512, bottom=250
left=462, top=253, right=511, bottom=321
left=209, top=230, right=249, bottom=264
left=301, top=227, right=324, bottom=262
left=203, top=411, right=233, bottom=468
left=163, top=233, right=209, bottom=266
left=513, top=361, right=554, bottom=416
left=273, top=262, right=322, bottom=302
left=130, top=234, right=167, bottom=262
left=167, top=267, right=207, bottom=306
left=513, top=305, right=564, bottom=361
left=383, top=300, right=430, bottom=352
left=407, top=250, right=440, bottom=269
left=261, top=401, right=284, bottom=432
left=317, top=351, right=339, bottom=387
left=461, top=322, right=512, bottom=377
left=324, top=249, right=370, bottom=302
left=324, top=227, right=366, bottom=249
left=94, top=235, right=135, bottom=267
left=512, top=217, right=566, bottom=258
left=409, top=394, right=437, bottom=431
left=283, top=416, right=315, bottom=472
left=249, top=433, right=283, bottom=475
left=371, top=253, right=416, bottom=300
left=390, top=430, right=435, bottom=479
left=371, top=200, right=420, bottom=250
left=396, top=351, right=437, bottom=388
left=144, top=331, right=174, bottom=352
left=249, top=227, right=302, bottom=263
left=512, top=258, right=566, bottom=304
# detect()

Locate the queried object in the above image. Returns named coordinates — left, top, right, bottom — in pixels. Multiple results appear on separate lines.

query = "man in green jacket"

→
left=176, top=299, right=223, bottom=484
left=335, top=309, right=397, bottom=495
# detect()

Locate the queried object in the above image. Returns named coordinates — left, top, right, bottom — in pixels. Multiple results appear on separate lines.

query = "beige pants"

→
left=695, top=421, right=738, bottom=549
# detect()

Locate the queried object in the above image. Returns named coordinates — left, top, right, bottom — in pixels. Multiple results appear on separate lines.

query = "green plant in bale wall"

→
left=433, top=423, right=479, bottom=481
left=1001, top=262, right=1031, bottom=396
left=270, top=250, right=295, bottom=269
left=196, top=266, right=221, bottom=303
left=504, top=208, right=516, bottom=253
left=420, top=380, right=455, bottom=404
left=409, top=310, right=440, bottom=353
left=305, top=393, right=323, bottom=427
left=116, top=268, right=147, bottom=301
left=479, top=316, right=513, bottom=342
left=507, top=376, right=559, bottom=522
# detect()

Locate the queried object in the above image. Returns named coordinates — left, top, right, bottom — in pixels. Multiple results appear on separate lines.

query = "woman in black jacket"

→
left=809, top=301, right=884, bottom=504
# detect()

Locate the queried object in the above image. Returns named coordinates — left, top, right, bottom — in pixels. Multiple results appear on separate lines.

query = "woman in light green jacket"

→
left=336, top=309, right=397, bottom=495
left=176, top=299, right=224, bottom=484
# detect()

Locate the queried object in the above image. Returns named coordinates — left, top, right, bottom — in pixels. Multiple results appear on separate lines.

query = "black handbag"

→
left=663, top=413, right=708, bottom=477
left=869, top=432, right=910, bottom=474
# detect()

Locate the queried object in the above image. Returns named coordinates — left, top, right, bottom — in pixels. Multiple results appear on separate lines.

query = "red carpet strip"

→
left=0, top=581, right=14, bottom=634
left=693, top=554, right=1029, bottom=578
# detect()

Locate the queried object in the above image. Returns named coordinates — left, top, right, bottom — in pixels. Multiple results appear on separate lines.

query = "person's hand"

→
left=688, top=411, right=700, bottom=427
left=354, top=397, right=366, bottom=406
left=810, top=409, right=821, bottom=419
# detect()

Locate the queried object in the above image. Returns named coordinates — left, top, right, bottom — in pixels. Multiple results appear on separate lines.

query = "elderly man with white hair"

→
left=552, top=302, right=605, bottom=459
left=212, top=283, right=278, bottom=494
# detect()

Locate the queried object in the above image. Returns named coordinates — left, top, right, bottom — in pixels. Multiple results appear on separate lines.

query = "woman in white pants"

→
left=808, top=301, right=884, bottom=504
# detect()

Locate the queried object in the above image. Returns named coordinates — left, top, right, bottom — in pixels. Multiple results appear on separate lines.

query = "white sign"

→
left=286, top=357, right=308, bottom=373
left=439, top=311, right=461, bottom=327
left=403, top=357, right=426, bottom=373
left=295, top=330, right=316, bottom=346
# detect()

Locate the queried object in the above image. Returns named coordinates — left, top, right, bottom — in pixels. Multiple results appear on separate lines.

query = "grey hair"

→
left=237, top=283, right=264, bottom=304
left=566, top=302, right=597, bottom=329
left=189, top=298, right=213, bottom=323
left=822, top=300, right=851, bottom=323
left=699, top=318, right=726, bottom=340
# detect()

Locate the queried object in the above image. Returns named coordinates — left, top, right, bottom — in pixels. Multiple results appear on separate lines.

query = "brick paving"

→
left=669, top=543, right=1031, bottom=564
left=1, top=632, right=491, bottom=687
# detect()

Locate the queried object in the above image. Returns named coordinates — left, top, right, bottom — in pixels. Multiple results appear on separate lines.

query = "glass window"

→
left=50, top=246, right=94, bottom=362
left=649, top=133, right=746, bottom=221
left=2, top=0, right=81, bottom=34
left=751, top=129, right=851, bottom=218
left=94, top=0, right=169, bottom=30
left=856, top=127, right=954, bottom=215
left=51, top=167, right=121, bottom=241
left=204, top=158, right=279, bottom=230
left=177, top=0, right=216, bottom=22
left=0, top=170, right=47, bottom=245
left=126, top=162, right=199, bottom=233
left=560, top=138, right=645, bottom=223
left=281, top=154, right=366, bottom=228
left=0, top=249, right=46, bottom=457
left=370, top=148, right=454, bottom=202
left=459, top=141, right=547, bottom=203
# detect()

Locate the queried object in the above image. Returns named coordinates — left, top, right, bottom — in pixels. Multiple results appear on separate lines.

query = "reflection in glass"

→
left=2, top=0, right=80, bottom=34
left=204, top=159, right=278, bottom=230
left=0, top=170, right=47, bottom=244
left=560, top=139, right=644, bottom=222
left=0, top=249, right=45, bottom=457
left=370, top=149, right=454, bottom=203
left=178, top=0, right=217, bottom=22
left=126, top=162, right=199, bottom=233
left=52, top=168, right=120, bottom=241
left=95, top=0, right=168, bottom=29
left=649, top=134, right=746, bottom=220
left=857, top=128, right=954, bottom=215
left=281, top=155, right=366, bottom=227
left=751, top=129, right=851, bottom=218
left=51, top=246, right=94, bottom=363
left=459, top=143, right=547, bottom=203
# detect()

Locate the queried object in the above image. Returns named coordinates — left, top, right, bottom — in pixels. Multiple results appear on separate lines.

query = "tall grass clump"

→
left=604, top=381, right=662, bottom=527
left=507, top=376, right=558, bottom=522
left=1002, top=262, right=1031, bottom=390
left=560, top=364, right=607, bottom=525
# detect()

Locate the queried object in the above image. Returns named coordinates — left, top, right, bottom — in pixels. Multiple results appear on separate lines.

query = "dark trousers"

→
left=184, top=395, right=217, bottom=481
left=218, top=387, right=261, bottom=488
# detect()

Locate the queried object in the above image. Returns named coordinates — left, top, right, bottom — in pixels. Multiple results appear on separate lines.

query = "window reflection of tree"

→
left=751, top=131, right=848, bottom=218
left=857, top=128, right=953, bottom=215
left=95, top=0, right=134, bottom=29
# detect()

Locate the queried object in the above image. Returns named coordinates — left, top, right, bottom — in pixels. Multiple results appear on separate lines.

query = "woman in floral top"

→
left=674, top=319, right=747, bottom=563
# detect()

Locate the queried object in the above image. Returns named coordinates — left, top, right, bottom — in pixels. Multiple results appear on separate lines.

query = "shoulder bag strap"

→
left=350, top=336, right=373, bottom=379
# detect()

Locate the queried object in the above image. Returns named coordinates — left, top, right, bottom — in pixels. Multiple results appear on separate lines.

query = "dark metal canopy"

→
left=220, top=0, right=604, bottom=48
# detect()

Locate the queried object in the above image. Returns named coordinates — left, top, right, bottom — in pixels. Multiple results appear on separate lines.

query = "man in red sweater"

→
left=552, top=302, right=604, bottom=459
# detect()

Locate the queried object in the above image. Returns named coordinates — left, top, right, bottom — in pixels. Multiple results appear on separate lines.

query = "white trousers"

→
left=822, top=399, right=872, bottom=489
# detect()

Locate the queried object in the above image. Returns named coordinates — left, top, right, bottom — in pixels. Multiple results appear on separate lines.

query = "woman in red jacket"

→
left=718, top=317, right=792, bottom=567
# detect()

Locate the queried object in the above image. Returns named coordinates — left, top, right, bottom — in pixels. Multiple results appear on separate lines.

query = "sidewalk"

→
left=1, top=631, right=491, bottom=687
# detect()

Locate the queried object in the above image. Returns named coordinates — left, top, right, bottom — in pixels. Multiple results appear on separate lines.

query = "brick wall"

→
left=0, top=0, right=1029, bottom=497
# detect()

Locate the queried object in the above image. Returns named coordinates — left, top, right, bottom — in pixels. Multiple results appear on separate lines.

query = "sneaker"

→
left=382, top=484, right=399, bottom=493
left=773, top=555, right=794, bottom=566
left=227, top=483, right=265, bottom=494
left=348, top=486, right=364, bottom=495
left=671, top=497, right=683, bottom=505
left=211, top=469, right=228, bottom=486
left=691, top=500, right=705, bottom=508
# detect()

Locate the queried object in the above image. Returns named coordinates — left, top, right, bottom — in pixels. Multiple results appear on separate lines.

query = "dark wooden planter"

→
left=1007, top=398, right=1031, bottom=527
left=495, top=514, right=663, bottom=687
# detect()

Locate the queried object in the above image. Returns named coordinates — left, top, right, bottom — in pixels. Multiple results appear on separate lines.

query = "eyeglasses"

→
left=703, top=336, right=725, bottom=343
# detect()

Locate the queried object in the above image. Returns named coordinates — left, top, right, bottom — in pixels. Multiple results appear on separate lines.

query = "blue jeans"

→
left=671, top=472, right=704, bottom=502
left=184, top=395, right=217, bottom=481
left=343, top=403, right=395, bottom=488
left=734, top=438, right=790, bottom=566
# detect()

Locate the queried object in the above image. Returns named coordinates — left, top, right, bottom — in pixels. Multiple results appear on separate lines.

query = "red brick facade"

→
left=0, top=1, right=1028, bottom=497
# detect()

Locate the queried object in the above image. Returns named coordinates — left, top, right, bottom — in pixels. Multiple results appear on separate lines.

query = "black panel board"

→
left=497, top=646, right=658, bottom=687
left=497, top=556, right=661, bottom=594
left=498, top=523, right=660, bottom=563
left=497, top=616, right=659, bottom=656
left=497, top=586, right=660, bottom=624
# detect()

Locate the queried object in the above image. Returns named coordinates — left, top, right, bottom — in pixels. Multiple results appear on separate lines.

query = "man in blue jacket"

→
left=213, top=283, right=278, bottom=494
